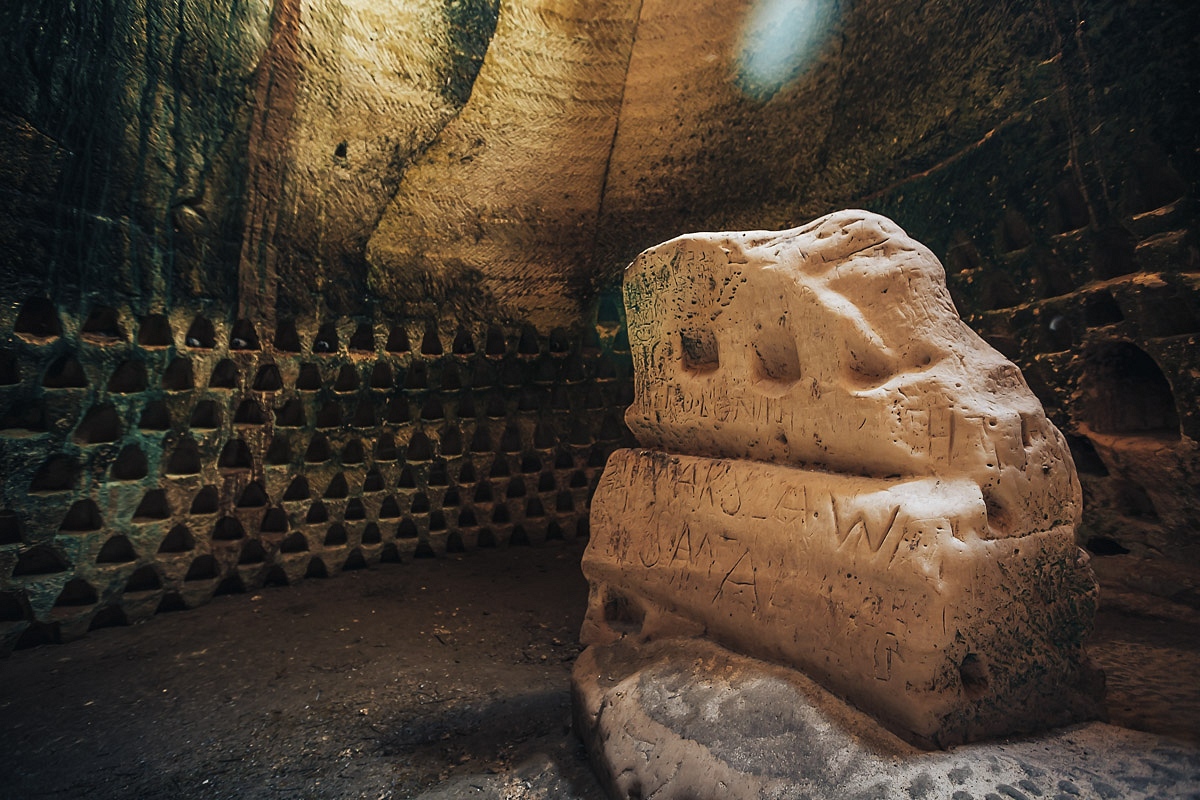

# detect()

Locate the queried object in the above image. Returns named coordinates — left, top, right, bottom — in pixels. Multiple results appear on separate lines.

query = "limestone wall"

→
left=0, top=0, right=1196, bottom=648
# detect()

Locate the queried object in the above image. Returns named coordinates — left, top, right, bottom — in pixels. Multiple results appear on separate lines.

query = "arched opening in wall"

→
left=1129, top=151, right=1187, bottom=214
left=266, top=436, right=292, bottom=465
left=124, top=565, right=162, bottom=592
left=137, top=314, right=174, bottom=348
left=209, top=359, right=239, bottom=389
left=107, top=360, right=148, bottom=393
left=237, top=481, right=269, bottom=508
left=421, top=322, right=443, bottom=356
left=1085, top=291, right=1124, bottom=327
left=1066, top=435, right=1109, bottom=477
left=13, top=545, right=70, bottom=576
left=349, top=323, right=375, bottom=353
left=162, top=358, right=194, bottom=391
left=88, top=606, right=128, bottom=630
left=43, top=355, right=88, bottom=388
left=1, top=401, right=46, bottom=434
left=324, top=474, right=349, bottom=499
left=213, top=517, right=246, bottom=541
left=379, top=496, right=402, bottom=519
left=261, top=507, right=288, bottom=533
left=386, top=397, right=410, bottom=424
left=274, top=320, right=302, bottom=352
left=419, top=397, right=444, bottom=423
left=305, top=434, right=331, bottom=463
left=0, top=509, right=23, bottom=545
left=485, top=326, right=506, bottom=357
left=1052, top=179, right=1090, bottom=234
left=385, top=326, right=411, bottom=354
left=324, top=524, right=348, bottom=546
left=184, top=555, right=219, bottom=581
left=334, top=365, right=359, bottom=392
left=283, top=477, right=310, bottom=501
left=474, top=360, right=498, bottom=388
left=218, top=439, right=254, bottom=472
left=133, top=489, right=170, bottom=521
left=275, top=399, right=305, bottom=427
left=31, top=455, right=81, bottom=493
left=296, top=363, right=322, bottom=390
left=351, top=401, right=376, bottom=428
left=440, top=427, right=463, bottom=456
left=96, top=535, right=137, bottom=563
left=139, top=400, right=172, bottom=430
left=14, top=297, right=62, bottom=341
left=190, top=486, right=219, bottom=514
left=189, top=400, right=222, bottom=430
left=253, top=364, right=283, bottom=391
left=306, top=501, right=330, bottom=524
left=1082, top=342, right=1180, bottom=439
left=1091, top=226, right=1138, bottom=281
left=185, top=317, right=216, bottom=349
left=315, top=402, right=341, bottom=428
left=452, top=328, right=475, bottom=355
left=441, top=363, right=462, bottom=392
left=342, top=440, right=365, bottom=465
left=370, top=362, right=393, bottom=388
left=997, top=208, right=1033, bottom=253
left=407, top=432, right=433, bottom=461
left=111, top=445, right=148, bottom=481
left=74, top=404, right=123, bottom=444
left=59, top=499, right=103, bottom=532
left=233, top=399, right=266, bottom=426
left=80, top=307, right=125, bottom=343
left=517, top=325, right=540, bottom=357
left=404, top=362, right=428, bottom=390
left=345, top=499, right=366, bottom=521
left=229, top=319, right=260, bottom=350
left=159, top=524, right=195, bottom=553
left=54, top=578, right=97, bottom=607
left=313, top=322, right=339, bottom=354
left=280, top=532, right=308, bottom=553
left=238, top=540, right=266, bottom=565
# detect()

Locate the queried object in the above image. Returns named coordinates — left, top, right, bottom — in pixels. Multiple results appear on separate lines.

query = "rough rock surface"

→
left=622, top=209, right=1079, bottom=540
left=579, top=210, right=1102, bottom=749
left=573, top=637, right=1199, bottom=800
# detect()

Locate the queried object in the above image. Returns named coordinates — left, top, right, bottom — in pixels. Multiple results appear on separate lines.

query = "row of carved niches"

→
left=941, top=167, right=1200, bottom=609
left=0, top=306, right=635, bottom=653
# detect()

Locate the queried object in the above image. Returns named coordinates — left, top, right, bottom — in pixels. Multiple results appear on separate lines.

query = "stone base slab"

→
left=572, top=637, right=1199, bottom=800
left=582, top=449, right=1104, bottom=747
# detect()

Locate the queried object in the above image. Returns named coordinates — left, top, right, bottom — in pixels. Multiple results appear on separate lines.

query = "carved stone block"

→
left=577, top=210, right=1104, bottom=749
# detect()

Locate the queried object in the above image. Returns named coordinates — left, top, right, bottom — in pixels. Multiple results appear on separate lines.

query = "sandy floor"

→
left=0, top=540, right=1196, bottom=800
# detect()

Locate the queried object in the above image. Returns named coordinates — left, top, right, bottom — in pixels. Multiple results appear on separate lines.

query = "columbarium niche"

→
left=574, top=211, right=1103, bottom=767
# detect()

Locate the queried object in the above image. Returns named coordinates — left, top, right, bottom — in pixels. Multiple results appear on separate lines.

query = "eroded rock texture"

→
left=578, top=210, right=1103, bottom=749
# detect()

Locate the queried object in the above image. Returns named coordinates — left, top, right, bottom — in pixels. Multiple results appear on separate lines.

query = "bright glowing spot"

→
left=735, top=0, right=838, bottom=100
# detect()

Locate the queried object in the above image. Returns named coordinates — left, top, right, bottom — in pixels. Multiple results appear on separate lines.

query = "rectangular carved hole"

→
left=680, top=328, right=719, bottom=373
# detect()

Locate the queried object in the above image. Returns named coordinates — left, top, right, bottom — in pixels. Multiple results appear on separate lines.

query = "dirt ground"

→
left=0, top=540, right=1198, bottom=800
left=0, top=540, right=605, bottom=800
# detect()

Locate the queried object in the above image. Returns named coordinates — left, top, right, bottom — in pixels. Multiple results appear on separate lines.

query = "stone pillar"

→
left=574, top=210, right=1104, bottom=753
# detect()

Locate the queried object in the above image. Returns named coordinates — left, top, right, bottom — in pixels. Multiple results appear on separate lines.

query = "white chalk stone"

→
left=578, top=210, right=1103, bottom=748
left=582, top=449, right=1102, bottom=746
left=622, top=209, right=1079, bottom=539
